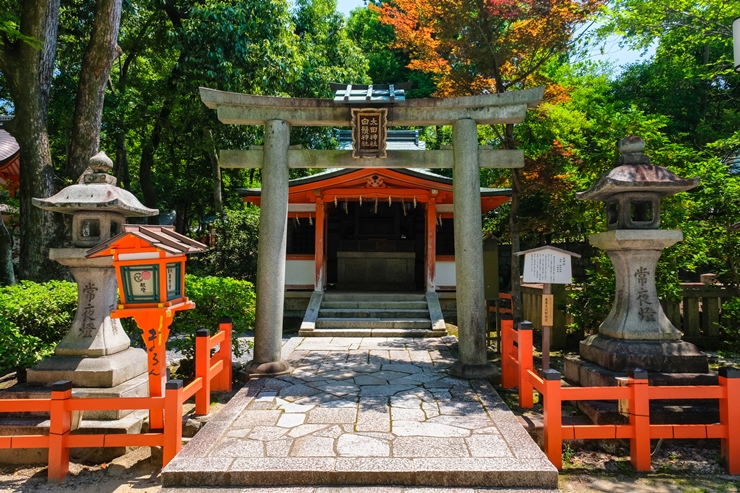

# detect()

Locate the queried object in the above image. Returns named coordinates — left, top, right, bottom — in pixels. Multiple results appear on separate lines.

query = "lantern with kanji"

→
left=87, top=225, right=206, bottom=428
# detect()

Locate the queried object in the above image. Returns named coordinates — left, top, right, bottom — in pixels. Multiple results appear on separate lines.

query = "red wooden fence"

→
left=501, top=320, right=740, bottom=473
left=0, top=319, right=233, bottom=482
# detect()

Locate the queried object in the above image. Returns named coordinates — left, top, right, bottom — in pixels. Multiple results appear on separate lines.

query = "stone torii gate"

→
left=199, top=86, right=544, bottom=381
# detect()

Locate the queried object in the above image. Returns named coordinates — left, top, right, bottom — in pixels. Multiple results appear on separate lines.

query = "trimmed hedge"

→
left=166, top=274, right=255, bottom=359
left=0, top=315, right=55, bottom=377
left=0, top=275, right=255, bottom=377
left=0, top=280, right=77, bottom=344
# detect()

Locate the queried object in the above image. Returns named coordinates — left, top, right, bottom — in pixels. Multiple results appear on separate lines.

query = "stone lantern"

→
left=27, top=152, right=159, bottom=389
left=568, top=136, right=708, bottom=376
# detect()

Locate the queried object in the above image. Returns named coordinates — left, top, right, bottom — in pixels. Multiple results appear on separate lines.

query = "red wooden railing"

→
left=0, top=319, right=233, bottom=482
left=501, top=320, right=740, bottom=473
left=500, top=316, right=534, bottom=408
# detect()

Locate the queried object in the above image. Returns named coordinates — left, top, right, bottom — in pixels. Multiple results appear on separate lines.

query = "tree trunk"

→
left=140, top=100, right=173, bottom=223
left=0, top=0, right=68, bottom=282
left=510, top=167, right=523, bottom=323
left=114, top=127, right=130, bottom=189
left=0, top=215, right=15, bottom=286
left=66, top=0, right=123, bottom=181
left=204, top=129, right=223, bottom=216
left=503, top=123, right=523, bottom=323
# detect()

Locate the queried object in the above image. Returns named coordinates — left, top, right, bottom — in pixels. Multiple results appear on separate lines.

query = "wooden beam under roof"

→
left=219, top=149, right=524, bottom=169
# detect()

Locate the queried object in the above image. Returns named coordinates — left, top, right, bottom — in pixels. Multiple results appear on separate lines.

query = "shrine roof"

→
left=330, top=83, right=411, bottom=104
left=237, top=167, right=510, bottom=196
left=336, top=129, right=425, bottom=151
left=86, top=225, right=206, bottom=258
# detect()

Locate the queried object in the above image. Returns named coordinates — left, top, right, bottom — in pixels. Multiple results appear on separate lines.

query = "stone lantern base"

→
left=577, top=334, right=709, bottom=374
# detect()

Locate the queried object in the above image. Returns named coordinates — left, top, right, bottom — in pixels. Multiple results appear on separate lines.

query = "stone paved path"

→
left=162, top=337, right=557, bottom=489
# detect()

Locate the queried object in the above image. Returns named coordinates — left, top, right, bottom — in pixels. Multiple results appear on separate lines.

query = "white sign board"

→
left=522, top=248, right=573, bottom=284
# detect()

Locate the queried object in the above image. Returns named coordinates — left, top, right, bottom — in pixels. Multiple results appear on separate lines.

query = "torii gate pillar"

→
left=245, top=119, right=291, bottom=377
left=449, top=118, right=497, bottom=380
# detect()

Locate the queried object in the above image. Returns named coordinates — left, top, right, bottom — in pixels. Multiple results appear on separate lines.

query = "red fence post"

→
left=518, top=321, right=534, bottom=409
left=195, top=328, right=210, bottom=415
left=628, top=368, right=651, bottom=471
left=212, top=317, right=232, bottom=393
left=719, top=367, right=740, bottom=474
left=540, top=369, right=563, bottom=470
left=47, top=380, right=72, bottom=482
left=163, top=380, right=184, bottom=466
left=500, top=314, right=515, bottom=388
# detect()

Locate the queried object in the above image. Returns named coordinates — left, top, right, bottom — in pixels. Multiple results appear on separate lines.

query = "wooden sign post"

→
left=515, top=246, right=580, bottom=371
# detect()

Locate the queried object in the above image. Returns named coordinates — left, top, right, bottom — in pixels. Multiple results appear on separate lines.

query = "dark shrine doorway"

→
left=326, top=200, right=425, bottom=291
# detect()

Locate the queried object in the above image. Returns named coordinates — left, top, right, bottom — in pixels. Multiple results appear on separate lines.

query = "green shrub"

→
left=189, top=206, right=260, bottom=282
left=0, top=315, right=54, bottom=377
left=719, top=297, right=740, bottom=350
left=167, top=274, right=256, bottom=359
left=568, top=253, right=615, bottom=336
left=0, top=280, right=77, bottom=344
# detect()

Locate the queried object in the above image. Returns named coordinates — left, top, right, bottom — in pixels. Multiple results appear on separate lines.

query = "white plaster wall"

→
left=285, top=259, right=314, bottom=286
left=436, top=261, right=456, bottom=287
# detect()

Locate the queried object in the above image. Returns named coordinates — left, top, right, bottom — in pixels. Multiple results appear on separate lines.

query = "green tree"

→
left=0, top=0, right=67, bottom=282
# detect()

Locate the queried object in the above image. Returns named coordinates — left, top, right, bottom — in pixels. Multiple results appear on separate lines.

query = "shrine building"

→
left=239, top=130, right=511, bottom=294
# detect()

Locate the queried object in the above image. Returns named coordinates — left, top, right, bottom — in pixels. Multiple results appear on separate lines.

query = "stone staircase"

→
left=298, top=291, right=447, bottom=337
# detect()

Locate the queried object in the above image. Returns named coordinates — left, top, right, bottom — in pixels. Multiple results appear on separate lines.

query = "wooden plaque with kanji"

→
left=351, top=108, right=388, bottom=158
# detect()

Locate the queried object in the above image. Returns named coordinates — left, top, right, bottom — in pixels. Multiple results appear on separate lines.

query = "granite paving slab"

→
left=162, top=336, right=558, bottom=489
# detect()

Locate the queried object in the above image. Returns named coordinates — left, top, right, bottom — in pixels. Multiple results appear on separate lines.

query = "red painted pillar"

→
left=628, top=368, right=651, bottom=471
left=48, top=380, right=72, bottom=482
left=517, top=321, right=534, bottom=409
left=500, top=316, right=515, bottom=389
left=315, top=199, right=325, bottom=291
left=540, top=369, right=563, bottom=470
left=719, top=367, right=740, bottom=474
left=163, top=379, right=184, bottom=466
left=195, top=329, right=210, bottom=415
left=426, top=200, right=436, bottom=293
left=213, top=317, right=232, bottom=393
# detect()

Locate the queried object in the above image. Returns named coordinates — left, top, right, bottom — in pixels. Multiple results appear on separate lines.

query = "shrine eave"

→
left=236, top=167, right=511, bottom=203
left=199, top=87, right=544, bottom=127
left=237, top=187, right=512, bottom=198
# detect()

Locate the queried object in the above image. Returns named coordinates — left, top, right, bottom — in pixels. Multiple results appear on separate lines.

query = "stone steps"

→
left=316, top=317, right=432, bottom=329
left=322, top=292, right=427, bottom=302
left=319, top=308, right=430, bottom=318
left=322, top=301, right=429, bottom=309
left=300, top=292, right=447, bottom=338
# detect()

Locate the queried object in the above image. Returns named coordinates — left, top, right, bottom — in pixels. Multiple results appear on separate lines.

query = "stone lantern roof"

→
left=576, top=136, right=699, bottom=202
left=33, top=151, right=158, bottom=217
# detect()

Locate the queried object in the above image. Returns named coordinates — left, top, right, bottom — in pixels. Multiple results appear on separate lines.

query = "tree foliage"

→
left=373, top=0, right=604, bottom=96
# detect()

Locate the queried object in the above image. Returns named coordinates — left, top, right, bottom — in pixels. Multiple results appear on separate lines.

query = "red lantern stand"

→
left=87, top=225, right=206, bottom=431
